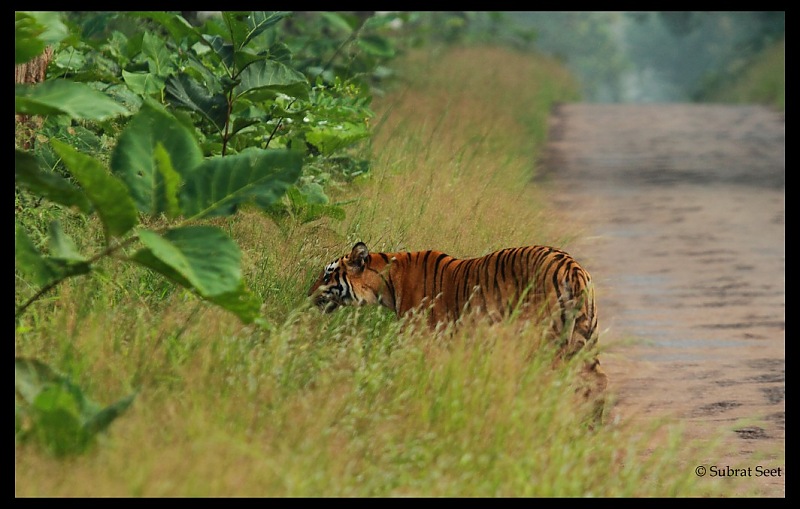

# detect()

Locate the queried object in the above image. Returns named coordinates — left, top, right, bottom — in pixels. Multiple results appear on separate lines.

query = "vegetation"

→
left=15, top=8, right=398, bottom=464
left=695, top=36, right=785, bottom=110
left=17, top=11, right=779, bottom=497
left=460, top=11, right=785, bottom=104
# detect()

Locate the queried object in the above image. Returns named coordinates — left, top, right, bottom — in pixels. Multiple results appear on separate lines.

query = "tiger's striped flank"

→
left=310, top=243, right=596, bottom=348
left=308, top=242, right=608, bottom=422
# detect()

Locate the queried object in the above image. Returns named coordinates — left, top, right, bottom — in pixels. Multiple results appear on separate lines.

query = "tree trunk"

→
left=15, top=46, right=53, bottom=150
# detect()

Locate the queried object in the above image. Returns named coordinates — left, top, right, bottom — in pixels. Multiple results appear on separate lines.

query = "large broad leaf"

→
left=51, top=140, right=138, bottom=239
left=357, top=35, right=395, bottom=58
left=152, top=143, right=182, bottom=218
left=121, top=70, right=165, bottom=96
left=132, top=226, right=242, bottom=298
left=110, top=101, right=203, bottom=215
left=15, top=80, right=129, bottom=120
left=240, top=11, right=291, bottom=48
left=83, top=393, right=136, bottom=436
left=15, top=13, right=46, bottom=64
left=133, top=11, right=205, bottom=48
left=47, top=220, right=83, bottom=262
left=165, top=74, right=228, bottom=133
left=319, top=11, right=358, bottom=33
left=15, top=222, right=60, bottom=288
left=16, top=358, right=61, bottom=404
left=141, top=31, right=175, bottom=77
left=234, top=59, right=309, bottom=101
left=15, top=149, right=91, bottom=213
left=284, top=184, right=346, bottom=224
left=364, top=12, right=402, bottom=30
left=46, top=219, right=86, bottom=264
left=206, top=281, right=263, bottom=324
left=132, top=228, right=261, bottom=322
left=223, top=11, right=291, bottom=51
left=233, top=48, right=266, bottom=73
left=180, top=148, right=302, bottom=219
left=185, top=53, right=224, bottom=95
left=15, top=357, right=137, bottom=457
left=15, top=12, right=68, bottom=64
left=306, top=121, right=370, bottom=155
left=221, top=12, right=251, bottom=50
left=203, top=34, right=235, bottom=69
left=15, top=221, right=90, bottom=291
left=31, top=384, right=88, bottom=456
left=45, top=220, right=91, bottom=279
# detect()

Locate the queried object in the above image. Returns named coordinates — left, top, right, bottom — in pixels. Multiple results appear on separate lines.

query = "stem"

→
left=264, top=98, right=297, bottom=149
left=222, top=89, right=234, bottom=156
left=319, top=31, right=359, bottom=79
left=14, top=234, right=141, bottom=319
left=318, top=13, right=373, bottom=78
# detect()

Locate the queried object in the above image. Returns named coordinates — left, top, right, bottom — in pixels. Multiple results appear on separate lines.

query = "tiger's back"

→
left=419, top=246, right=597, bottom=351
left=308, top=243, right=597, bottom=353
left=308, top=242, right=608, bottom=422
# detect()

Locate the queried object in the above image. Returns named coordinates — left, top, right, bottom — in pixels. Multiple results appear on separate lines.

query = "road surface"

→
left=541, top=103, right=785, bottom=497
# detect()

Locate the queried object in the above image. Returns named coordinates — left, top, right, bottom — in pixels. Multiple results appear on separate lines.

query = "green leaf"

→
left=110, top=101, right=203, bottom=215
left=46, top=221, right=91, bottom=278
left=364, top=13, right=402, bottom=30
left=185, top=53, right=224, bottom=94
left=357, top=34, right=395, bottom=58
left=47, top=220, right=84, bottom=262
left=306, top=121, right=370, bottom=155
left=230, top=117, right=260, bottom=136
left=15, top=223, right=60, bottom=288
left=15, top=358, right=61, bottom=404
left=235, top=59, right=309, bottom=100
left=180, top=148, right=302, bottom=219
left=141, top=31, right=174, bottom=77
left=122, top=70, right=166, bottom=96
left=15, top=80, right=129, bottom=120
left=204, top=34, right=235, bottom=69
left=297, top=182, right=329, bottom=204
left=285, top=185, right=346, bottom=223
left=33, top=385, right=88, bottom=456
left=83, top=393, right=137, bottom=436
left=165, top=74, right=228, bottom=133
left=153, top=143, right=182, bottom=218
left=319, top=12, right=357, bottom=33
left=15, top=12, right=46, bottom=64
left=51, top=139, right=138, bottom=239
left=26, top=12, right=69, bottom=46
left=15, top=221, right=90, bottom=290
left=205, top=281, right=262, bottom=323
left=240, top=11, right=291, bottom=48
left=132, top=226, right=243, bottom=298
left=15, top=357, right=136, bottom=457
left=221, top=12, right=250, bottom=50
left=15, top=12, right=68, bottom=64
left=133, top=11, right=205, bottom=48
left=233, top=48, right=266, bottom=72
left=267, top=42, right=292, bottom=65
left=15, top=149, right=91, bottom=213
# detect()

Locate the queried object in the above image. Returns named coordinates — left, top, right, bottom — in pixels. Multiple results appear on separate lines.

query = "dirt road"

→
left=541, top=104, right=785, bottom=497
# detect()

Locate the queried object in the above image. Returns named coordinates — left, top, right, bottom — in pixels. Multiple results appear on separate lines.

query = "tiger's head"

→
left=308, top=242, right=385, bottom=313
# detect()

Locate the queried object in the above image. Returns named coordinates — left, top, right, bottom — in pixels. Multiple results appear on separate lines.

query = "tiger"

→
left=307, top=242, right=608, bottom=421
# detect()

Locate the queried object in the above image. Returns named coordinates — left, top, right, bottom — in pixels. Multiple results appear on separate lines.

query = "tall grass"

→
left=16, top=45, right=731, bottom=496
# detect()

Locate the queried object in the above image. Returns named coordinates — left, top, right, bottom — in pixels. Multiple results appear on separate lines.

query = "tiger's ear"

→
left=347, top=242, right=369, bottom=271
